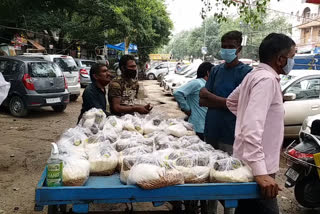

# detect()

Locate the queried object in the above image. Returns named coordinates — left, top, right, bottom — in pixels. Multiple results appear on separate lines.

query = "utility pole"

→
left=201, top=0, right=212, bottom=61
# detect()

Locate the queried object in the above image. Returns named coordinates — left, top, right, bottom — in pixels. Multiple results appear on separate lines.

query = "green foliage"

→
left=163, top=14, right=291, bottom=61
left=213, top=0, right=271, bottom=27
left=0, top=0, right=173, bottom=63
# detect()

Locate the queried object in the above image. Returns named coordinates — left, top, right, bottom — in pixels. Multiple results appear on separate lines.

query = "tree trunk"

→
left=124, top=37, right=129, bottom=54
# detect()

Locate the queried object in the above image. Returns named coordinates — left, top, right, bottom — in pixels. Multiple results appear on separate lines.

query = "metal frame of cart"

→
left=35, top=170, right=260, bottom=213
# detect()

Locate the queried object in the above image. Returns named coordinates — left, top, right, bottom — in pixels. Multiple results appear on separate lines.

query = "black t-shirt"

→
left=78, top=82, right=110, bottom=123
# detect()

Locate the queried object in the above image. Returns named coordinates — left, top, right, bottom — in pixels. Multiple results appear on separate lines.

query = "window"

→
left=53, top=58, right=77, bottom=72
left=81, top=61, right=95, bottom=67
left=0, top=60, right=21, bottom=76
left=286, top=78, right=320, bottom=100
left=28, top=62, right=63, bottom=77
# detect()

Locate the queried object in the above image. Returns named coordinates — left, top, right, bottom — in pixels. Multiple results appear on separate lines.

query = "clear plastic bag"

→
left=209, top=157, right=254, bottom=183
left=143, top=117, right=164, bottom=135
left=86, top=141, right=119, bottom=175
left=61, top=155, right=90, bottom=186
left=120, top=156, right=138, bottom=184
left=56, top=126, right=88, bottom=158
left=80, top=108, right=106, bottom=130
left=127, top=154, right=184, bottom=189
left=105, top=116, right=124, bottom=133
left=118, top=146, right=153, bottom=171
left=175, top=153, right=211, bottom=183
left=115, top=138, right=141, bottom=152
left=122, top=114, right=136, bottom=131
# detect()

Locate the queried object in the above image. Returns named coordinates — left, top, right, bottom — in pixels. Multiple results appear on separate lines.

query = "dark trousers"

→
left=235, top=174, right=279, bottom=214
left=196, top=132, right=205, bottom=141
left=235, top=198, right=279, bottom=214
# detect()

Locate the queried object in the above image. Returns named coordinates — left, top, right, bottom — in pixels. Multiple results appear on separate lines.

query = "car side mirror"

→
left=283, top=92, right=296, bottom=101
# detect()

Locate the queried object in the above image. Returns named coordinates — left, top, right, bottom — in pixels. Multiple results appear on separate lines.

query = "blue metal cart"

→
left=35, top=169, right=260, bottom=213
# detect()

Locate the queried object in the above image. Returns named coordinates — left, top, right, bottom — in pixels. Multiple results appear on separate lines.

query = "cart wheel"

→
left=48, top=205, right=58, bottom=214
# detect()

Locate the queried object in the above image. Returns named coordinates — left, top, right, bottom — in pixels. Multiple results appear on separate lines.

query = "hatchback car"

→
left=282, top=70, right=320, bottom=137
left=74, top=59, right=96, bottom=87
left=0, top=56, right=69, bottom=117
left=145, top=62, right=177, bottom=80
left=23, top=54, right=80, bottom=101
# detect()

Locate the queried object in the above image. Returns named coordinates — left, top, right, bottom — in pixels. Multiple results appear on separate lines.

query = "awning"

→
left=106, top=42, right=138, bottom=53
left=27, top=39, right=45, bottom=50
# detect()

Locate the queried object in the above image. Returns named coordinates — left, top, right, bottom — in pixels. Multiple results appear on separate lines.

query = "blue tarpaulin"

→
left=293, top=54, right=320, bottom=70
left=106, top=42, right=138, bottom=53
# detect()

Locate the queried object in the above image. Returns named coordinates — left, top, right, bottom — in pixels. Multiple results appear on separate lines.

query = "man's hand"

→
left=184, top=110, right=191, bottom=116
left=255, top=175, right=282, bottom=199
left=199, top=87, right=210, bottom=99
left=134, top=104, right=152, bottom=114
left=144, top=103, right=153, bottom=111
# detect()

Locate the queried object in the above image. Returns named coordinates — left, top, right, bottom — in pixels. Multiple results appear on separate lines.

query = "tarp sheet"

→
left=106, top=42, right=137, bottom=53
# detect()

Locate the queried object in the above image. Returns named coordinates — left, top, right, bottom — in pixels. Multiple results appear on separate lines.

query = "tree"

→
left=0, top=0, right=173, bottom=62
left=163, top=14, right=291, bottom=61
left=204, top=0, right=271, bottom=27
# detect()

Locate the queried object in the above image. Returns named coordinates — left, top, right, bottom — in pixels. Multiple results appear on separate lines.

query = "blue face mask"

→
left=220, top=48, right=237, bottom=63
left=283, top=58, right=295, bottom=75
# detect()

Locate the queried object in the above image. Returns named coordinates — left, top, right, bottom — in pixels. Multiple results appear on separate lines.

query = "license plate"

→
left=285, top=167, right=300, bottom=181
left=46, top=97, right=61, bottom=104
left=67, top=77, right=74, bottom=82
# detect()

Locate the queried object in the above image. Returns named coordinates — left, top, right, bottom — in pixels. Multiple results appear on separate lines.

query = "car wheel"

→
left=70, top=95, right=79, bottom=102
left=52, top=105, right=67, bottom=112
left=9, top=96, right=28, bottom=117
left=294, top=171, right=320, bottom=208
left=80, top=84, right=86, bottom=88
left=147, top=73, right=156, bottom=80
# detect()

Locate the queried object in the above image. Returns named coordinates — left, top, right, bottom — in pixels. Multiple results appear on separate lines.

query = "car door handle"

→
left=312, top=105, right=320, bottom=110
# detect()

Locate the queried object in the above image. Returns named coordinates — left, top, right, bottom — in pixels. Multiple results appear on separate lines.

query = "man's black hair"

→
left=197, top=62, right=214, bottom=78
left=89, top=63, right=106, bottom=82
left=119, top=54, right=136, bottom=71
left=259, top=33, right=296, bottom=64
left=221, top=31, right=243, bottom=47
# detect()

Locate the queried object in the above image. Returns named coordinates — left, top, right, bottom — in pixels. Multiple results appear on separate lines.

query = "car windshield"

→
left=186, top=71, right=197, bottom=78
left=81, top=60, right=95, bottom=67
left=177, top=65, right=192, bottom=75
left=28, top=62, right=63, bottom=77
left=280, top=74, right=296, bottom=86
left=53, top=58, right=77, bottom=71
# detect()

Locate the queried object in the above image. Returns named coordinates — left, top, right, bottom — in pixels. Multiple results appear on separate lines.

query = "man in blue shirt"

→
left=200, top=31, right=252, bottom=154
left=173, top=62, right=213, bottom=140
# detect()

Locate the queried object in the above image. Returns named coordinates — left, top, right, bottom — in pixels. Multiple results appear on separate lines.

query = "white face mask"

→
left=283, top=58, right=295, bottom=75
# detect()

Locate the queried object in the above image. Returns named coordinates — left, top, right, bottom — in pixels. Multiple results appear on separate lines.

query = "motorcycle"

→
left=284, top=120, right=320, bottom=208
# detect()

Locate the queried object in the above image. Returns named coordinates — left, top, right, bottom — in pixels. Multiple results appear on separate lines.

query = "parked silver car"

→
left=281, top=70, right=320, bottom=137
left=22, top=54, right=81, bottom=101
left=74, top=59, right=96, bottom=87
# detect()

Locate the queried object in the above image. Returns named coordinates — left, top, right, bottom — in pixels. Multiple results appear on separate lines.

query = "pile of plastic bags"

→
left=52, top=108, right=253, bottom=188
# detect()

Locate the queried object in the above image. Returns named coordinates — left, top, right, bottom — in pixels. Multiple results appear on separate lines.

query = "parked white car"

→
left=22, top=54, right=81, bottom=101
left=145, top=62, right=177, bottom=80
left=163, top=61, right=202, bottom=91
left=169, top=70, right=197, bottom=95
left=282, top=70, right=320, bottom=137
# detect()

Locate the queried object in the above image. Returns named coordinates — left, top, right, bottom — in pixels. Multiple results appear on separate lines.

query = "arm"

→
left=239, top=77, right=280, bottom=199
left=110, top=97, right=150, bottom=114
left=226, top=85, right=240, bottom=116
left=173, top=80, right=198, bottom=112
left=108, top=81, right=151, bottom=115
left=199, top=87, right=227, bottom=108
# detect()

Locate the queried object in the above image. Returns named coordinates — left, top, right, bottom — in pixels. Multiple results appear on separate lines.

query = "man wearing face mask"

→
left=199, top=31, right=252, bottom=155
left=108, top=54, right=152, bottom=116
left=200, top=33, right=296, bottom=214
